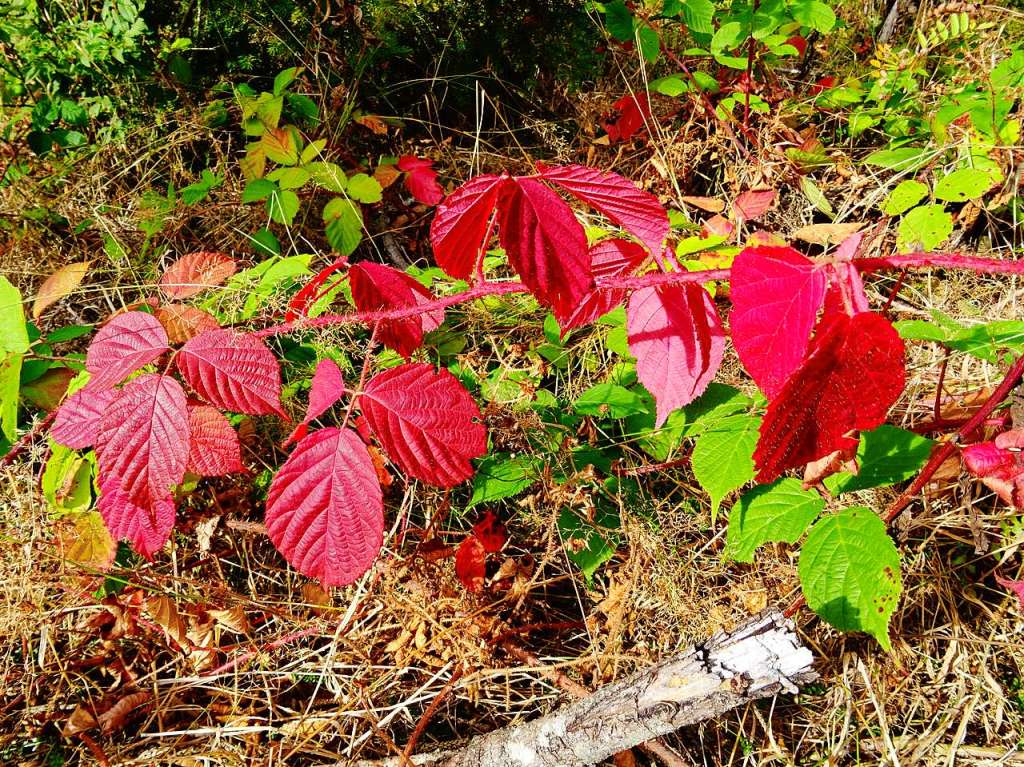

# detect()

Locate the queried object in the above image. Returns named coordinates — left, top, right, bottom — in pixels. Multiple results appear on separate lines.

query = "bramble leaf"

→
left=177, top=329, right=285, bottom=416
left=561, top=238, right=648, bottom=332
left=397, top=156, right=443, bottom=205
left=692, top=412, right=762, bottom=521
left=160, top=252, right=236, bottom=299
left=186, top=405, right=244, bottom=476
left=303, top=358, right=345, bottom=425
left=469, top=454, right=541, bottom=507
left=824, top=425, right=934, bottom=495
left=897, top=204, right=952, bottom=251
left=85, top=312, right=170, bottom=390
left=51, top=386, right=118, bottom=449
left=429, top=174, right=504, bottom=279
left=349, top=262, right=444, bottom=359
left=725, top=478, right=824, bottom=563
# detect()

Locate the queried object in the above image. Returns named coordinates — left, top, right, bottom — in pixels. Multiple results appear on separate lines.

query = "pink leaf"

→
left=304, top=358, right=345, bottom=424
left=359, top=363, right=487, bottom=487
left=160, top=252, right=236, bottom=299
left=349, top=262, right=444, bottom=359
left=187, top=405, right=244, bottom=476
left=265, top=427, right=384, bottom=586
left=603, top=94, right=652, bottom=142
left=961, top=439, right=1024, bottom=507
left=732, top=189, right=776, bottom=223
left=96, top=374, right=190, bottom=510
left=85, top=312, right=170, bottom=390
left=627, top=283, right=725, bottom=427
left=537, top=164, right=669, bottom=257
left=729, top=246, right=828, bottom=399
left=429, top=174, right=505, bottom=279
left=497, top=177, right=592, bottom=324
left=996, top=575, right=1024, bottom=609
left=51, top=386, right=118, bottom=449
left=397, top=156, right=443, bottom=206
left=562, top=238, right=649, bottom=332
left=97, top=473, right=176, bottom=559
left=824, top=262, right=870, bottom=317
left=176, top=329, right=285, bottom=417
left=702, top=214, right=734, bottom=238
left=753, top=312, right=906, bottom=482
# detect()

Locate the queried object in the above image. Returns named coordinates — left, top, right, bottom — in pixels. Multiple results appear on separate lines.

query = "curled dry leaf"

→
left=145, top=594, right=188, bottom=647
left=33, top=260, right=90, bottom=319
left=793, top=222, right=863, bottom=246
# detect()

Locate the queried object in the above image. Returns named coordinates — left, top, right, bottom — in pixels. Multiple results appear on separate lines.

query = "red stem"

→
left=857, top=252, right=1024, bottom=276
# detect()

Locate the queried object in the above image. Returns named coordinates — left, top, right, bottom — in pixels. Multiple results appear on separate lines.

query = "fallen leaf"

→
left=732, top=189, right=776, bottom=223
left=793, top=222, right=863, bottom=246
left=681, top=196, right=725, bottom=213
left=33, top=261, right=91, bottom=318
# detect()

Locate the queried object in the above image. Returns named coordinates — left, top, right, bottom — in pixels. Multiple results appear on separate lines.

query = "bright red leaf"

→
left=95, top=374, right=190, bottom=511
left=429, top=174, right=505, bottom=279
left=627, top=283, right=725, bottom=427
left=729, top=246, right=828, bottom=399
left=397, top=156, right=444, bottom=206
left=472, top=511, right=507, bottom=554
left=187, top=405, right=244, bottom=476
left=603, top=93, right=652, bottom=142
left=562, top=238, right=649, bottom=332
left=455, top=535, right=487, bottom=592
left=265, top=427, right=384, bottom=587
left=85, top=311, right=170, bottom=390
left=349, top=262, right=444, bottom=359
left=753, top=311, right=906, bottom=482
left=176, top=329, right=285, bottom=417
left=304, top=358, right=345, bottom=424
left=962, top=436, right=1024, bottom=507
left=160, top=252, right=236, bottom=299
left=286, top=257, right=348, bottom=322
left=359, top=363, right=486, bottom=487
left=537, top=164, right=669, bottom=257
left=732, top=189, right=776, bottom=223
left=97, top=474, right=176, bottom=559
left=497, top=176, right=592, bottom=324
left=51, top=386, right=118, bottom=449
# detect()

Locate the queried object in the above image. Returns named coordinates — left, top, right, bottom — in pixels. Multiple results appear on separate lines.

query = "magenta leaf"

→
left=996, top=575, right=1024, bottom=609
left=397, top=156, right=443, bottom=206
left=359, top=363, right=487, bottom=487
left=265, top=427, right=384, bottom=586
left=51, top=386, right=118, bottom=449
left=627, top=283, right=725, bottom=427
left=729, top=246, right=828, bottom=400
left=176, top=329, right=285, bottom=417
left=85, top=311, right=170, bottom=390
left=187, top=405, right=244, bottom=476
left=497, top=176, right=592, bottom=324
left=537, top=164, right=669, bottom=257
left=429, top=173, right=504, bottom=279
left=562, top=238, right=649, bottom=333
left=304, top=358, right=345, bottom=424
left=349, top=262, right=444, bottom=359
left=754, top=311, right=906, bottom=482
left=961, top=438, right=1024, bottom=507
left=97, top=474, right=176, bottom=559
left=160, top=251, right=236, bottom=299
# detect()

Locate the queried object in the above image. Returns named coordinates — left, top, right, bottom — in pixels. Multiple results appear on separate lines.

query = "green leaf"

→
left=712, top=22, right=744, bottom=53
left=604, top=0, right=635, bottom=41
left=799, top=507, right=902, bottom=649
left=347, top=173, right=383, bottom=204
left=254, top=93, right=283, bottom=129
left=262, top=127, right=300, bottom=166
left=882, top=180, right=929, bottom=215
left=726, top=478, right=824, bottom=563
left=682, top=0, right=715, bottom=35
left=267, top=166, right=310, bottom=190
left=824, top=425, right=934, bottom=495
left=306, top=162, right=348, bottom=193
left=241, top=178, right=277, bottom=203
left=575, top=383, right=649, bottom=418
left=790, top=0, right=835, bottom=32
left=651, top=75, right=690, bottom=97
left=0, top=276, right=29, bottom=355
left=948, top=320, right=1024, bottom=362
left=266, top=188, right=300, bottom=226
left=323, top=197, right=364, bottom=255
left=273, top=66, right=300, bottom=96
left=42, top=440, right=95, bottom=514
left=864, top=147, right=931, bottom=171
left=558, top=507, right=619, bottom=583
left=897, top=204, right=952, bottom=251
left=692, top=413, right=762, bottom=522
left=933, top=167, right=993, bottom=202
left=894, top=319, right=949, bottom=343
left=469, top=454, right=541, bottom=507
left=800, top=176, right=834, bottom=217
left=0, top=353, right=22, bottom=442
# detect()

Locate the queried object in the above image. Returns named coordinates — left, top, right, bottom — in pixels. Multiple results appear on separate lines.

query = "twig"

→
left=0, top=410, right=56, bottom=467
left=402, top=667, right=465, bottom=762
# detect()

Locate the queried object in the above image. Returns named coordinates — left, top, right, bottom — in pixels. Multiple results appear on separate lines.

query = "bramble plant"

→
left=12, top=156, right=1024, bottom=649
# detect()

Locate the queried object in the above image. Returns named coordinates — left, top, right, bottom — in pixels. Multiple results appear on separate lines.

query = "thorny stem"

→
left=342, top=321, right=380, bottom=428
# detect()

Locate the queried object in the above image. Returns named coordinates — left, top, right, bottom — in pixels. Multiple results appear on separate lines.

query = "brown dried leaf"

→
left=65, top=511, right=117, bottom=570
left=155, top=304, right=220, bottom=344
left=209, top=606, right=250, bottom=634
left=33, top=261, right=91, bottom=318
left=793, top=222, right=863, bottom=246
left=374, top=163, right=402, bottom=190
left=98, top=691, right=153, bottom=735
left=63, top=704, right=99, bottom=736
left=681, top=195, right=725, bottom=213
left=145, top=594, right=188, bottom=648
left=354, top=114, right=388, bottom=134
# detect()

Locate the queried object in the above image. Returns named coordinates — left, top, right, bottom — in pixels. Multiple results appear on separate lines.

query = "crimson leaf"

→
left=754, top=312, right=906, bottom=482
left=349, top=262, right=444, bottom=359
left=455, top=535, right=487, bottom=592
left=730, top=246, right=828, bottom=400
left=397, top=156, right=443, bottom=206
left=497, top=176, right=592, bottom=324
left=304, top=358, right=345, bottom=424
left=187, top=405, right=244, bottom=476
left=51, top=386, right=118, bottom=449
left=176, top=329, right=285, bottom=416
left=537, top=164, right=669, bottom=257
left=85, top=311, right=170, bottom=390
left=265, top=427, right=384, bottom=586
left=429, top=174, right=504, bottom=279
left=562, top=238, right=649, bottom=333
left=97, top=474, right=176, bottom=559
left=627, top=283, right=725, bottom=427
left=359, top=363, right=486, bottom=487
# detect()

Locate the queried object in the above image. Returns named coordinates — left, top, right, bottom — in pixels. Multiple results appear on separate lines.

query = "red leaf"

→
left=304, top=358, right=345, bottom=424
left=286, top=257, right=348, bottom=322
left=429, top=174, right=504, bottom=279
left=96, top=374, right=190, bottom=510
left=176, top=329, right=285, bottom=417
left=729, top=246, right=828, bottom=399
left=996, top=575, right=1024, bottom=609
left=472, top=511, right=507, bottom=554
left=603, top=94, right=652, bottom=142
left=187, top=405, right=244, bottom=476
left=349, top=262, right=444, bottom=359
left=265, top=427, right=384, bottom=586
left=627, top=283, right=725, bottom=427
left=397, top=156, right=443, bottom=206
left=961, top=440, right=1024, bottom=507
left=753, top=312, right=906, bottom=482
left=786, top=35, right=808, bottom=57
left=537, top=164, right=669, bottom=257
left=359, top=363, right=486, bottom=488
left=732, top=189, right=776, bottom=223
left=85, top=312, right=170, bottom=390
left=562, top=238, right=649, bottom=332
left=160, top=252, right=236, bottom=299
left=51, top=386, right=118, bottom=449
left=455, top=535, right=487, bottom=592
left=497, top=176, right=592, bottom=324
left=154, top=304, right=220, bottom=344
left=97, top=474, right=176, bottom=559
